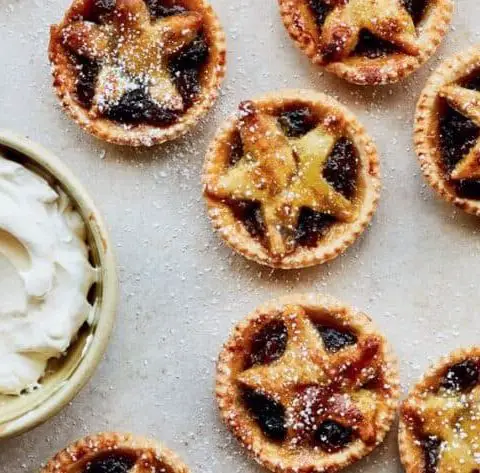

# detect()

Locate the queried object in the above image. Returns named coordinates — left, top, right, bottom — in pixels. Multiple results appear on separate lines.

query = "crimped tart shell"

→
left=49, top=0, right=226, bottom=147
left=399, top=347, right=480, bottom=473
left=202, top=89, right=380, bottom=269
left=216, top=293, right=400, bottom=473
left=415, top=45, right=480, bottom=215
left=41, top=432, right=190, bottom=473
left=278, top=0, right=454, bottom=85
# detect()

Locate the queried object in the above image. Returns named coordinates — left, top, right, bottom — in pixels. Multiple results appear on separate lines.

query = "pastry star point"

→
left=236, top=305, right=329, bottom=401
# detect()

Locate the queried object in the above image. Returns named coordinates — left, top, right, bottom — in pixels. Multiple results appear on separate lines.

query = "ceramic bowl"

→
left=0, top=130, right=117, bottom=438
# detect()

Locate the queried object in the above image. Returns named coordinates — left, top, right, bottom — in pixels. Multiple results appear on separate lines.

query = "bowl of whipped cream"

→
left=0, top=130, right=117, bottom=438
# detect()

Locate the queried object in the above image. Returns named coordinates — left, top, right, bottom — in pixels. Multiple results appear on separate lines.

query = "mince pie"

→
left=400, top=347, right=480, bottom=473
left=49, top=0, right=226, bottom=146
left=203, top=90, right=380, bottom=269
left=416, top=46, right=480, bottom=215
left=216, top=294, right=400, bottom=473
left=41, top=433, right=190, bottom=473
left=278, top=0, right=453, bottom=85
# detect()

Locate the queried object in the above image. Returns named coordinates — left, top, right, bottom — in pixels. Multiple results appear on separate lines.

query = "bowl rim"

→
left=0, top=129, right=118, bottom=439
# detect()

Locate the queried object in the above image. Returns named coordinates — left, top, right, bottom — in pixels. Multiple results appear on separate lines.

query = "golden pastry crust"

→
left=415, top=45, right=480, bottom=216
left=216, top=293, right=400, bottom=473
left=278, top=0, right=453, bottom=85
left=203, top=89, right=380, bottom=269
left=41, top=432, right=190, bottom=473
left=399, top=347, right=480, bottom=473
left=49, top=0, right=226, bottom=147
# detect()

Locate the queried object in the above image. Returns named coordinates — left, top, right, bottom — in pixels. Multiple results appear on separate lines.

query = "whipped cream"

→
left=0, top=153, right=96, bottom=395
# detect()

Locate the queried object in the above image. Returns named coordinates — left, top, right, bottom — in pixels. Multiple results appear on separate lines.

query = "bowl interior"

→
left=0, top=133, right=116, bottom=438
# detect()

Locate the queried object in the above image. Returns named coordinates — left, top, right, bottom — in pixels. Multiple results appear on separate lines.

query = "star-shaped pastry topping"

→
left=237, top=305, right=385, bottom=446
left=440, top=84, right=480, bottom=180
left=61, top=0, right=202, bottom=115
left=206, top=101, right=356, bottom=257
left=404, top=386, right=480, bottom=473
left=321, top=0, right=419, bottom=61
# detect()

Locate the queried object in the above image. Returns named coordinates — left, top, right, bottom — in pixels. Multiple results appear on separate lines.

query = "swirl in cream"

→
left=0, top=153, right=96, bottom=395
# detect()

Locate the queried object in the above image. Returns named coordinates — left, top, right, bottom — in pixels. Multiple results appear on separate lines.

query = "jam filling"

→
left=316, top=325, right=357, bottom=353
left=439, top=104, right=480, bottom=199
left=422, top=436, right=442, bottom=473
left=86, top=0, right=187, bottom=20
left=76, top=57, right=100, bottom=108
left=247, top=320, right=288, bottom=368
left=314, top=420, right=353, bottom=452
left=353, top=30, right=401, bottom=59
left=228, top=130, right=245, bottom=166
left=308, top=0, right=332, bottom=28
left=103, top=88, right=179, bottom=125
left=84, top=0, right=116, bottom=22
left=229, top=200, right=266, bottom=239
left=85, top=452, right=137, bottom=473
left=145, top=0, right=187, bottom=17
left=295, top=209, right=336, bottom=247
left=168, top=34, right=209, bottom=108
left=460, top=69, right=480, bottom=92
left=441, top=359, right=480, bottom=392
left=72, top=1, right=209, bottom=124
left=323, top=138, right=359, bottom=199
left=278, top=108, right=316, bottom=138
left=243, top=388, right=287, bottom=441
left=402, top=0, right=429, bottom=25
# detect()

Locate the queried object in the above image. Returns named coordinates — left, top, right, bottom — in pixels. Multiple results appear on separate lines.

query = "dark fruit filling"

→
left=454, top=180, right=480, bottom=200
left=229, top=200, right=266, bottom=239
left=439, top=104, right=480, bottom=199
left=462, top=71, right=480, bottom=92
left=441, top=359, right=479, bottom=392
left=308, top=0, right=332, bottom=28
left=278, top=107, right=315, bottom=137
left=314, top=420, right=353, bottom=452
left=243, top=389, right=287, bottom=441
left=85, top=453, right=136, bottom=473
left=104, top=87, right=179, bottom=125
left=169, top=34, right=209, bottom=107
left=316, top=326, right=357, bottom=353
left=85, top=0, right=116, bottom=21
left=92, top=0, right=116, bottom=11
left=353, top=30, right=400, bottom=59
left=295, top=208, right=336, bottom=247
left=423, top=436, right=442, bottom=473
left=247, top=320, right=288, bottom=368
left=439, top=106, right=479, bottom=172
left=228, top=131, right=245, bottom=166
left=76, top=57, right=100, bottom=108
left=402, top=0, right=429, bottom=25
left=323, top=138, right=359, bottom=199
left=145, top=0, right=187, bottom=18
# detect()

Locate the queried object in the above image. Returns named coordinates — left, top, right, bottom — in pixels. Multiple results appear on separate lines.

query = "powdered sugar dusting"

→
left=1, top=1, right=480, bottom=473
